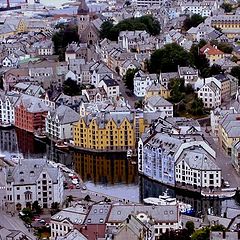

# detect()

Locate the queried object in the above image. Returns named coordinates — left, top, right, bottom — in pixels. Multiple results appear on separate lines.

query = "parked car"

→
left=224, top=181, right=230, bottom=187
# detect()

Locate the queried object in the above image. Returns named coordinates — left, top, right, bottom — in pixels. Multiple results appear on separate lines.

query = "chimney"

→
left=6, top=0, right=10, bottom=8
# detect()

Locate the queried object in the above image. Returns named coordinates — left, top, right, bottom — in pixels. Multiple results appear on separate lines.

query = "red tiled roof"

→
left=200, top=43, right=224, bottom=55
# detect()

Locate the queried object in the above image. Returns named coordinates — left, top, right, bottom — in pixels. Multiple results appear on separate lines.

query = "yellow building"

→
left=211, top=15, right=240, bottom=39
left=219, top=113, right=240, bottom=156
left=200, top=43, right=224, bottom=65
left=74, top=110, right=154, bottom=151
left=145, top=82, right=170, bottom=100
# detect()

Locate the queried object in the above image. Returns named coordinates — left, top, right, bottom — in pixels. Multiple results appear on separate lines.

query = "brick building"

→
left=15, top=94, right=49, bottom=132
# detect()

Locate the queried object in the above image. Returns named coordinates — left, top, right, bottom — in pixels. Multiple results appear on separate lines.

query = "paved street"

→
left=203, top=127, right=240, bottom=188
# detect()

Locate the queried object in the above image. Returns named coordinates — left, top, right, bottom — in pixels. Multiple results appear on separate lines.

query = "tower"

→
left=77, top=0, right=90, bottom=36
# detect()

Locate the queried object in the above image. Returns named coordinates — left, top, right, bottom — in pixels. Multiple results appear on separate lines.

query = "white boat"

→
left=34, top=130, right=47, bottom=139
left=201, top=188, right=236, bottom=199
left=10, top=153, right=24, bottom=164
left=143, top=190, right=195, bottom=215
left=127, top=149, right=132, bottom=158
left=0, top=121, right=12, bottom=128
left=55, top=141, right=69, bottom=150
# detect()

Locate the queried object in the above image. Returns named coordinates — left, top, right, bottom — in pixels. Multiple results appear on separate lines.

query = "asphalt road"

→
left=203, top=127, right=240, bottom=188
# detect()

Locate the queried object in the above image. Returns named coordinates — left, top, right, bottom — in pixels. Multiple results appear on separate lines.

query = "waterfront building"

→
left=74, top=110, right=159, bottom=151
left=138, top=117, right=220, bottom=190
left=133, top=70, right=158, bottom=97
left=46, top=105, right=80, bottom=140
left=5, top=158, right=64, bottom=209
left=0, top=90, right=20, bottom=125
left=15, top=94, right=49, bottom=133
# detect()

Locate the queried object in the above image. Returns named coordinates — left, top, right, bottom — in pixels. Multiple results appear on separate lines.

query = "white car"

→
left=224, top=181, right=230, bottom=187
left=72, top=179, right=79, bottom=185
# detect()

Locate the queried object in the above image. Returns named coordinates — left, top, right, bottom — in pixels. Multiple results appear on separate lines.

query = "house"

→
left=232, top=141, right=240, bottom=174
left=107, top=204, right=181, bottom=238
left=82, top=87, right=107, bottom=103
left=98, top=76, right=120, bottom=100
left=200, top=43, right=224, bottom=66
left=178, top=66, right=198, bottom=86
left=133, top=70, right=158, bottom=97
left=0, top=91, right=20, bottom=126
left=2, top=55, right=18, bottom=67
left=5, top=158, right=64, bottom=209
left=145, top=82, right=171, bottom=100
left=119, top=59, right=140, bottom=77
left=32, top=39, right=54, bottom=56
left=198, top=81, right=221, bottom=109
left=144, top=95, right=173, bottom=117
left=219, top=113, right=240, bottom=155
left=0, top=225, right=33, bottom=240
left=89, top=62, right=114, bottom=87
left=180, top=0, right=218, bottom=17
left=55, top=229, right=88, bottom=240
left=110, top=214, right=152, bottom=240
left=15, top=94, right=49, bottom=133
left=51, top=204, right=88, bottom=239
left=159, top=72, right=179, bottom=90
left=46, top=105, right=80, bottom=140
left=11, top=82, right=45, bottom=98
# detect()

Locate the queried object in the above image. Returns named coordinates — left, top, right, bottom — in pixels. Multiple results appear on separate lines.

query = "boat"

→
left=34, top=130, right=47, bottom=139
left=201, top=188, right=236, bottom=199
left=10, top=153, right=24, bottom=164
left=143, top=190, right=195, bottom=215
left=55, top=141, right=69, bottom=150
left=0, top=121, right=12, bottom=128
left=127, top=149, right=133, bottom=158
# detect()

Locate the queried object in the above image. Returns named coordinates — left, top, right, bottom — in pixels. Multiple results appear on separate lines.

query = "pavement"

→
left=203, top=127, right=240, bottom=188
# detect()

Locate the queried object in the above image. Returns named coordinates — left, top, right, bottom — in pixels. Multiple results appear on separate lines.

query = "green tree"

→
left=123, top=68, right=138, bottom=90
left=149, top=43, right=192, bottom=73
left=190, top=96, right=204, bottom=115
left=168, top=78, right=185, bottom=103
left=52, top=24, right=79, bottom=61
left=99, top=15, right=161, bottom=41
left=230, top=66, right=240, bottom=84
left=221, top=3, right=232, bottom=12
left=183, top=14, right=206, bottom=31
left=210, top=40, right=233, bottom=54
left=191, top=227, right=210, bottom=240
left=100, top=20, right=114, bottom=39
left=63, top=78, right=82, bottom=96
left=209, top=64, right=223, bottom=76
left=186, top=221, right=195, bottom=235
left=32, top=201, right=42, bottom=214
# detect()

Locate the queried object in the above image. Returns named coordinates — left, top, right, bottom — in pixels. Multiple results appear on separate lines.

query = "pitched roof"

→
left=200, top=43, right=224, bottom=55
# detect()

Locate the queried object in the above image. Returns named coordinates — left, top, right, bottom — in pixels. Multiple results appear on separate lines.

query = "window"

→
left=17, top=195, right=20, bottom=200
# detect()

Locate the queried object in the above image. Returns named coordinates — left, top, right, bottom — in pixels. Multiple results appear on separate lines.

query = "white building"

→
left=175, top=146, right=221, bottom=188
left=5, top=158, right=64, bottom=209
left=178, top=66, right=198, bottom=86
left=0, top=91, right=20, bottom=126
left=46, top=105, right=80, bottom=140
left=144, top=95, right=173, bottom=117
left=98, top=76, right=120, bottom=100
left=107, top=204, right=181, bottom=238
left=135, top=0, right=167, bottom=7
left=134, top=70, right=158, bottom=97
left=32, top=40, right=54, bottom=56
left=198, top=81, right=221, bottom=109
left=51, top=204, right=88, bottom=239
left=180, top=0, right=218, bottom=17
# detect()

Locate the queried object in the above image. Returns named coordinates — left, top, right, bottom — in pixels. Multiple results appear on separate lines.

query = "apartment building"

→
left=46, top=105, right=80, bottom=140
left=5, top=158, right=64, bottom=209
